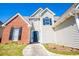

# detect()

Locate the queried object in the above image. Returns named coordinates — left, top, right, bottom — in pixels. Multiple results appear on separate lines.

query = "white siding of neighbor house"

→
left=55, top=16, right=79, bottom=48
left=39, top=11, right=56, bottom=43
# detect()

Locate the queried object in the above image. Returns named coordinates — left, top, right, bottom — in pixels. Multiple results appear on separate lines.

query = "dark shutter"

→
left=18, top=27, right=22, bottom=40
left=50, top=18, right=52, bottom=25
left=43, top=17, right=52, bottom=25
left=43, top=18, right=45, bottom=25
left=9, top=27, right=14, bottom=40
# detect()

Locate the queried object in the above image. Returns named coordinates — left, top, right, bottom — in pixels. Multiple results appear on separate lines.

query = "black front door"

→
left=32, top=31, right=39, bottom=43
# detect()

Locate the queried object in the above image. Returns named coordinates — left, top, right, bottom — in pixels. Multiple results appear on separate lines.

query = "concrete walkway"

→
left=23, top=43, right=61, bottom=56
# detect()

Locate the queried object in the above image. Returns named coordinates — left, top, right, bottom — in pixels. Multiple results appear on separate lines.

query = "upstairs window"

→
left=43, top=17, right=52, bottom=25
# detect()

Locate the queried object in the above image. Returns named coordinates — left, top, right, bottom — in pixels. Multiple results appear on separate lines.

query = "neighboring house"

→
left=1, top=3, right=79, bottom=48
left=52, top=4, right=79, bottom=48
left=0, top=21, right=3, bottom=42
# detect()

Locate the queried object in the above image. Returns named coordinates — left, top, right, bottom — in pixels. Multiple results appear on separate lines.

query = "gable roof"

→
left=52, top=3, right=78, bottom=28
left=0, top=21, right=3, bottom=25
left=31, top=8, right=43, bottom=17
left=54, top=16, right=60, bottom=21
left=23, top=16, right=31, bottom=24
left=40, top=8, right=55, bottom=16
left=2, top=13, right=31, bottom=27
left=76, top=3, right=79, bottom=9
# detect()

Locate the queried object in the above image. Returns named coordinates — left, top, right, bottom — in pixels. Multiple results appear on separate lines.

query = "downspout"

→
left=74, top=9, right=79, bottom=31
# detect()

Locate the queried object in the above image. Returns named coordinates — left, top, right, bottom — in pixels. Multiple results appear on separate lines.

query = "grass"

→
left=44, top=44, right=79, bottom=55
left=0, top=42, right=26, bottom=56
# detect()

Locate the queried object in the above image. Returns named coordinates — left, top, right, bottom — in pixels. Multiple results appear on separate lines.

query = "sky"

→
left=0, top=3, right=72, bottom=23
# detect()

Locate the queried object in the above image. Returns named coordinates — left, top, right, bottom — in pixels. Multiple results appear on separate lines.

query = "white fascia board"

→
left=18, top=13, right=31, bottom=27
left=40, top=8, right=55, bottom=16
left=75, top=4, right=79, bottom=9
left=2, top=13, right=31, bottom=27
left=31, top=8, right=43, bottom=17
left=2, top=13, right=19, bottom=27
left=45, top=8, right=55, bottom=15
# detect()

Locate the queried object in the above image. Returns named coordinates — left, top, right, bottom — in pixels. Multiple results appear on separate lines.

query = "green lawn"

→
left=44, top=44, right=79, bottom=55
left=0, top=42, right=26, bottom=56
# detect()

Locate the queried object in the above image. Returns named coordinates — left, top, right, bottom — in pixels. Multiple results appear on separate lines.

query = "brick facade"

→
left=2, top=15, right=30, bottom=44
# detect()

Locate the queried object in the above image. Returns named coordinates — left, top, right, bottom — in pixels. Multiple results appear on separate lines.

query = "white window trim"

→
left=12, top=28, right=20, bottom=41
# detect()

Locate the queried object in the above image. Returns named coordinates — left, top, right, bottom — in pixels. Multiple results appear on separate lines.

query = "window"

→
left=9, top=27, right=22, bottom=41
left=43, top=17, right=52, bottom=25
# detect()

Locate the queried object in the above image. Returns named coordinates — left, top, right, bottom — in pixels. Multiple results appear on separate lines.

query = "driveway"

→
left=23, top=43, right=61, bottom=56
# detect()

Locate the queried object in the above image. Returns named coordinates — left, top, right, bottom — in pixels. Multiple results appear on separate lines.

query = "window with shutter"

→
left=43, top=17, right=52, bottom=25
left=9, top=27, right=22, bottom=41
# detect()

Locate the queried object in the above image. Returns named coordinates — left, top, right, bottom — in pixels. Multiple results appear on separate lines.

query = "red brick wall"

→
left=2, top=15, right=30, bottom=44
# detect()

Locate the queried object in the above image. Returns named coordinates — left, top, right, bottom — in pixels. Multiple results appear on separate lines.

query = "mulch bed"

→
left=44, top=43, right=79, bottom=52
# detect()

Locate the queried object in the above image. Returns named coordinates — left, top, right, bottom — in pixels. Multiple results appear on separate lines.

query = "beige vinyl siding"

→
left=55, top=16, right=79, bottom=48
left=40, top=11, right=56, bottom=43
left=41, top=26, right=56, bottom=43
